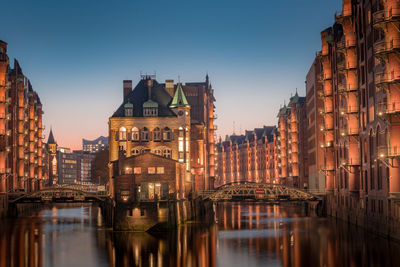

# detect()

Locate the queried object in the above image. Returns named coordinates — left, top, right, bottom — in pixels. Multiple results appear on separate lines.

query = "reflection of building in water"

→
left=96, top=223, right=217, bottom=267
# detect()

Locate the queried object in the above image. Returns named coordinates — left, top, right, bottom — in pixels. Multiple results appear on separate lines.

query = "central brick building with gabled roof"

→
left=109, top=75, right=216, bottom=202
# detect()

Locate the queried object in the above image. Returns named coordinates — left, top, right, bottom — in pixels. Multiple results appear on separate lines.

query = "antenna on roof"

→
left=233, top=121, right=236, bottom=135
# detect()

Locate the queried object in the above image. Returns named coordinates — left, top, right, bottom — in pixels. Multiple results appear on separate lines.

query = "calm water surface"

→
left=0, top=202, right=399, bottom=267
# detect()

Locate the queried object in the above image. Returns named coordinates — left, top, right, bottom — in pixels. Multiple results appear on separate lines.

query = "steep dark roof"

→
left=219, top=126, right=276, bottom=148
left=48, top=129, right=56, bottom=144
left=112, top=79, right=176, bottom=117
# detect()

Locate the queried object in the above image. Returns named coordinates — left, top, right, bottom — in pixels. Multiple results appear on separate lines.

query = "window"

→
left=153, top=127, right=161, bottom=141
left=163, top=127, right=171, bottom=141
left=148, top=167, right=156, bottom=174
left=132, top=148, right=142, bottom=156
left=157, top=167, right=164, bottom=174
left=132, top=127, right=139, bottom=141
left=125, top=167, right=132, bottom=174
left=119, top=127, right=127, bottom=140
left=163, top=149, right=172, bottom=158
left=153, top=149, right=162, bottom=156
left=141, top=127, right=149, bottom=141
left=134, top=167, right=141, bottom=174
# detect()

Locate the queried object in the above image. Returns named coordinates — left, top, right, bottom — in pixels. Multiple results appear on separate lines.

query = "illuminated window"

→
left=157, top=167, right=164, bottom=174
left=148, top=167, right=156, bottom=174
left=163, top=127, right=171, bottom=141
left=125, top=167, right=132, bottom=174
left=153, top=149, right=162, bottom=156
left=132, top=127, right=139, bottom=141
left=179, top=140, right=183, bottom=152
left=119, top=127, right=127, bottom=140
left=134, top=167, right=141, bottom=174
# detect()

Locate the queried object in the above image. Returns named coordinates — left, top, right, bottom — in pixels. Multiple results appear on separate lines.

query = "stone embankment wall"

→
left=325, top=193, right=400, bottom=241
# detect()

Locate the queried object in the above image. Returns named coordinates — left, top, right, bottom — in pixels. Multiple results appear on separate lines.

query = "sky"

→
left=0, top=0, right=342, bottom=150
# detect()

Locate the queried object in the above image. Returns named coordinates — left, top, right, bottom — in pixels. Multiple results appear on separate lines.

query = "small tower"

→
left=169, top=82, right=191, bottom=180
left=47, top=128, right=58, bottom=185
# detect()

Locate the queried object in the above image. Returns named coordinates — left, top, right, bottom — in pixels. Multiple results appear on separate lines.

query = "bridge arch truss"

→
left=208, top=181, right=318, bottom=202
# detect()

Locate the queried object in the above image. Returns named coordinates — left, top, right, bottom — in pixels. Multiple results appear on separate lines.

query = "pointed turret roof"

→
left=47, top=128, right=56, bottom=144
left=169, top=83, right=190, bottom=108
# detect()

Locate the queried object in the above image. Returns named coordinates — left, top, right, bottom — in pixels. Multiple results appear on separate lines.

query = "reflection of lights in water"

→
left=290, top=231, right=294, bottom=247
left=134, top=245, right=139, bottom=266
left=149, top=253, right=154, bottom=267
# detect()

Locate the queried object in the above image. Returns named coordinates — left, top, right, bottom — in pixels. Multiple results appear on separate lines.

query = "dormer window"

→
left=143, top=100, right=158, bottom=117
left=124, top=101, right=133, bottom=117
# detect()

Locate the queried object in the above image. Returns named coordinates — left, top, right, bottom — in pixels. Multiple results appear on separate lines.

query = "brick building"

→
left=317, top=0, right=400, bottom=238
left=306, top=57, right=325, bottom=193
left=109, top=75, right=215, bottom=202
left=0, top=40, right=45, bottom=195
left=276, top=92, right=308, bottom=188
left=216, top=126, right=277, bottom=186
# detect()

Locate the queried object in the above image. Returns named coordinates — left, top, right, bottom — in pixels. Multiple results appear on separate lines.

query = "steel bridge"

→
left=8, top=186, right=109, bottom=204
left=201, top=181, right=319, bottom=202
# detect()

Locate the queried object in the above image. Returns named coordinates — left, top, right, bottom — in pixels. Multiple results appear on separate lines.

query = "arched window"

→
left=132, top=146, right=145, bottom=156
left=163, top=127, right=171, bottom=141
left=153, top=127, right=161, bottom=141
left=141, top=127, right=149, bottom=141
left=119, top=127, right=127, bottom=141
left=132, top=127, right=139, bottom=141
left=153, top=149, right=162, bottom=156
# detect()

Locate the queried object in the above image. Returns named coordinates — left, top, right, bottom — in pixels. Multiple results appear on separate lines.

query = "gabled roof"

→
left=169, top=83, right=190, bottom=108
left=112, top=79, right=176, bottom=117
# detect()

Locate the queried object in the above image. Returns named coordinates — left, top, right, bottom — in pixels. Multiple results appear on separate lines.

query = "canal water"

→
left=0, top=202, right=399, bottom=267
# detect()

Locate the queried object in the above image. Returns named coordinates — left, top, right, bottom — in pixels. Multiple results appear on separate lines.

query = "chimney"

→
left=147, top=78, right=153, bottom=100
left=123, top=80, right=132, bottom=101
left=165, top=79, right=174, bottom=97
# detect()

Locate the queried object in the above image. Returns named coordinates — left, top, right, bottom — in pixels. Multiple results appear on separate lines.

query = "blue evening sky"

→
left=0, top=0, right=342, bottom=149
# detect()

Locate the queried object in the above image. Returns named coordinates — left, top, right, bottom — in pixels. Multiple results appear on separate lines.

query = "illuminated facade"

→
left=0, top=40, right=45, bottom=196
left=82, top=136, right=108, bottom=153
left=109, top=75, right=215, bottom=201
left=277, top=92, right=308, bottom=188
left=306, top=57, right=325, bottom=192
left=216, top=126, right=278, bottom=186
left=317, top=0, right=400, bottom=238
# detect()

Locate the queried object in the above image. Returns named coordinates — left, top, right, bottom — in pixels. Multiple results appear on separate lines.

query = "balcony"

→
left=374, top=38, right=400, bottom=56
left=373, top=8, right=400, bottom=27
left=320, top=165, right=335, bottom=172
left=347, top=127, right=359, bottom=136
left=341, top=158, right=360, bottom=166
left=378, top=145, right=400, bottom=158
left=376, top=101, right=400, bottom=116
left=335, top=8, right=353, bottom=23
left=318, top=107, right=333, bottom=114
left=375, top=71, right=400, bottom=86
left=337, top=40, right=346, bottom=51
